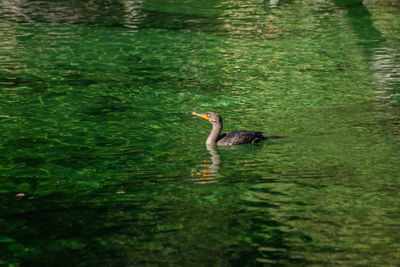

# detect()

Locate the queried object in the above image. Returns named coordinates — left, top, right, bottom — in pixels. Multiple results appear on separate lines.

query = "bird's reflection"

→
left=191, top=145, right=220, bottom=183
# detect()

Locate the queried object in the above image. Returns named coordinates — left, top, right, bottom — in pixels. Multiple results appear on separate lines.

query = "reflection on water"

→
left=0, top=0, right=217, bottom=30
left=332, top=0, right=400, bottom=108
left=1, top=0, right=400, bottom=265
left=191, top=145, right=220, bottom=183
left=371, top=47, right=400, bottom=106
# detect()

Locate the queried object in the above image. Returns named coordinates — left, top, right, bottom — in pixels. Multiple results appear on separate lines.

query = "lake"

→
left=1, top=0, right=400, bottom=265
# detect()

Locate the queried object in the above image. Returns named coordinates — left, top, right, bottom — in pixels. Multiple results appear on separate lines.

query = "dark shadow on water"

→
left=332, top=0, right=400, bottom=108
left=333, top=0, right=385, bottom=52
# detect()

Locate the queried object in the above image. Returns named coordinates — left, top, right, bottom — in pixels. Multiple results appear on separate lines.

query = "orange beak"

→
left=192, top=112, right=210, bottom=121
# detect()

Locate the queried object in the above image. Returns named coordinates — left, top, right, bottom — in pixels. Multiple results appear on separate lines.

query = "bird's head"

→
left=192, top=112, right=222, bottom=125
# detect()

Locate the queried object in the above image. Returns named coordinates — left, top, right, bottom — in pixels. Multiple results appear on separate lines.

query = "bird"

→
left=192, top=111, right=279, bottom=146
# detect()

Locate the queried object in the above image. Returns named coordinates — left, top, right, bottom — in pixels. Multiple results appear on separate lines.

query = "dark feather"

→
left=217, top=130, right=266, bottom=145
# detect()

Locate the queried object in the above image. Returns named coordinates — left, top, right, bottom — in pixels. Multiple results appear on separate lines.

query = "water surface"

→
left=1, top=0, right=400, bottom=265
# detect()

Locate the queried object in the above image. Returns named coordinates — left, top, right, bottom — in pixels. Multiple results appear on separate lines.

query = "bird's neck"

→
left=206, top=122, right=222, bottom=145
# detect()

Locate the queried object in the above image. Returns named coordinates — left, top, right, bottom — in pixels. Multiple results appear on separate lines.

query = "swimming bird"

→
left=192, top=111, right=278, bottom=146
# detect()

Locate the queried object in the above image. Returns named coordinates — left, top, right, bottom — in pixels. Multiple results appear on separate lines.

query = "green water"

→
left=1, top=0, right=400, bottom=265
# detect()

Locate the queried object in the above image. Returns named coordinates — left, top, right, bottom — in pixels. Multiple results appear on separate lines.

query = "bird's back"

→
left=216, top=130, right=265, bottom=145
